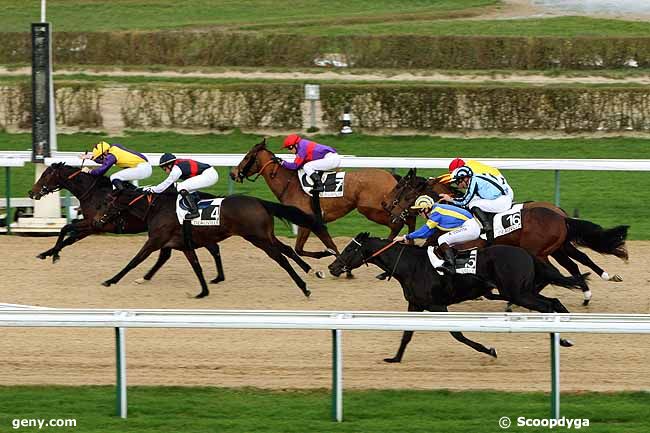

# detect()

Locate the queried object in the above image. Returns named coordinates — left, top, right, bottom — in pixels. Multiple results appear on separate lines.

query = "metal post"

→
left=228, top=167, right=234, bottom=195
left=5, top=167, right=11, bottom=234
left=554, top=170, right=560, bottom=207
left=310, top=100, right=317, bottom=129
left=115, top=327, right=127, bottom=418
left=550, top=332, right=560, bottom=419
left=331, top=329, right=343, bottom=422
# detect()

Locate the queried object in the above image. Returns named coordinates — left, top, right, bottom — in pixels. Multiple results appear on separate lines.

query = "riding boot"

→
left=111, top=179, right=125, bottom=191
left=180, top=189, right=200, bottom=220
left=310, top=172, right=325, bottom=193
left=436, top=244, right=456, bottom=275
left=471, top=207, right=493, bottom=245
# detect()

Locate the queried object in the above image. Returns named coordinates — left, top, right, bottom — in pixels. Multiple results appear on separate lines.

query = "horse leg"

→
left=551, top=248, right=592, bottom=306
left=182, top=249, right=210, bottom=299
left=204, top=244, right=225, bottom=284
left=295, top=227, right=333, bottom=259
left=102, top=239, right=160, bottom=287
left=384, top=303, right=420, bottom=363
left=248, top=236, right=311, bottom=297
left=273, top=236, right=312, bottom=274
left=38, top=222, right=91, bottom=262
left=565, top=242, right=622, bottom=282
left=450, top=332, right=498, bottom=358
left=137, top=247, right=172, bottom=283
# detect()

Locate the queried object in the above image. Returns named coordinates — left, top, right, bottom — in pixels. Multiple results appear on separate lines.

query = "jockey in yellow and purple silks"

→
left=394, top=195, right=480, bottom=274
left=80, top=141, right=152, bottom=190
left=448, top=157, right=502, bottom=178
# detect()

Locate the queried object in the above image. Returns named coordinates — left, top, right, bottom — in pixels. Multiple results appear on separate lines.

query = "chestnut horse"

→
left=383, top=168, right=628, bottom=305
left=28, top=163, right=225, bottom=283
left=230, top=139, right=415, bottom=260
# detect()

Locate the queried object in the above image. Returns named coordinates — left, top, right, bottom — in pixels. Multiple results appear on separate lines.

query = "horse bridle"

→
left=99, top=192, right=155, bottom=225
left=338, top=238, right=403, bottom=280
left=238, top=148, right=282, bottom=182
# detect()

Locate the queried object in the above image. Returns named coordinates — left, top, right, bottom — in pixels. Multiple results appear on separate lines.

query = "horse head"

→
left=95, top=188, right=142, bottom=227
left=328, top=232, right=372, bottom=276
left=29, top=162, right=74, bottom=199
left=383, top=170, right=431, bottom=224
left=230, top=138, right=279, bottom=183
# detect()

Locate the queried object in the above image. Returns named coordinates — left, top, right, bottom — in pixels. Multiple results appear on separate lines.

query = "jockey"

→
left=144, top=153, right=219, bottom=220
left=448, top=157, right=502, bottom=178
left=394, top=195, right=480, bottom=274
left=80, top=141, right=152, bottom=190
left=280, top=134, right=341, bottom=196
left=440, top=165, right=514, bottom=244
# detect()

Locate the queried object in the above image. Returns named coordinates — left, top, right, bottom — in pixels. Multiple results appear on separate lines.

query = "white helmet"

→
left=451, top=166, right=473, bottom=183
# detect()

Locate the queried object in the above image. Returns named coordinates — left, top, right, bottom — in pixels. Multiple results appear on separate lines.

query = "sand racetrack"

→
left=1, top=235, right=649, bottom=392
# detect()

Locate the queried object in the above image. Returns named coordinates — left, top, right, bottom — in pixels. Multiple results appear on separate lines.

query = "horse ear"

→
left=357, top=232, right=370, bottom=240
left=261, top=138, right=267, bottom=147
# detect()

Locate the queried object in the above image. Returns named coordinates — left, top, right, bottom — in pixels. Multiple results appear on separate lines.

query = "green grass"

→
left=1, top=130, right=649, bottom=239
left=0, top=0, right=495, bottom=33
left=277, top=16, right=650, bottom=37
left=0, top=386, right=648, bottom=433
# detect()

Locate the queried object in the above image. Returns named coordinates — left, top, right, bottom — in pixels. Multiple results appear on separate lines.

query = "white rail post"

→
left=115, top=327, right=127, bottom=418
left=331, top=328, right=343, bottom=422
left=550, top=332, right=560, bottom=419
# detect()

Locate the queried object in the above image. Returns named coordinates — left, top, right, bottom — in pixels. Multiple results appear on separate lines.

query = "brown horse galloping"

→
left=28, top=163, right=225, bottom=283
left=230, top=139, right=415, bottom=260
left=383, top=168, right=629, bottom=305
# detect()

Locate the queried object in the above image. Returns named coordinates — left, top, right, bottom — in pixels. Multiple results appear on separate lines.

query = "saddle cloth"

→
left=492, top=203, right=524, bottom=238
left=427, top=247, right=478, bottom=275
left=298, top=169, right=345, bottom=198
left=176, top=195, right=225, bottom=226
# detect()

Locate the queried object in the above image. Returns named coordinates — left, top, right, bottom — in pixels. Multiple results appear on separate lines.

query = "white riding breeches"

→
left=468, top=188, right=513, bottom=213
left=438, top=218, right=481, bottom=247
left=110, top=162, right=152, bottom=185
left=302, top=152, right=342, bottom=177
left=176, top=167, right=219, bottom=193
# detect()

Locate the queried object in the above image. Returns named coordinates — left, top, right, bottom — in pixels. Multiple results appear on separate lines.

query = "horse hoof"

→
left=303, top=289, right=311, bottom=298
left=488, top=348, right=498, bottom=358
left=210, top=276, right=225, bottom=284
left=560, top=338, right=574, bottom=348
left=101, top=281, right=112, bottom=287
left=375, top=272, right=388, bottom=281
left=611, top=274, right=623, bottom=282
left=134, top=278, right=147, bottom=285
left=582, top=299, right=590, bottom=306
left=36, top=254, right=47, bottom=260
left=345, top=273, right=355, bottom=280
left=195, top=292, right=209, bottom=299
left=52, top=255, right=60, bottom=263
left=383, top=357, right=401, bottom=363
left=314, top=271, right=325, bottom=279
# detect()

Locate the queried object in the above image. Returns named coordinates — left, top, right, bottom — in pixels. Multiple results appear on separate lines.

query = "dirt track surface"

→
left=1, top=235, right=649, bottom=392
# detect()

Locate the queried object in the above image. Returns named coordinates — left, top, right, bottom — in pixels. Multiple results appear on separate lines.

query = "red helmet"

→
left=282, top=134, right=301, bottom=148
left=448, top=157, right=465, bottom=172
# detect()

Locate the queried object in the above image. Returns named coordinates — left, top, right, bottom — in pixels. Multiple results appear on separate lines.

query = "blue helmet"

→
left=451, top=166, right=473, bottom=183
left=159, top=153, right=177, bottom=167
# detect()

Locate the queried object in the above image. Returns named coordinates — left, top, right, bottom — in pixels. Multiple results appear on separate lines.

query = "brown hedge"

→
left=2, top=31, right=650, bottom=70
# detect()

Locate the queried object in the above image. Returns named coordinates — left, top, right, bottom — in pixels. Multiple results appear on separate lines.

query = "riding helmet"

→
left=410, top=195, right=435, bottom=210
left=282, top=134, right=301, bottom=148
left=451, top=166, right=473, bottom=182
left=91, top=141, right=111, bottom=160
left=159, top=152, right=178, bottom=167
left=448, top=157, right=465, bottom=172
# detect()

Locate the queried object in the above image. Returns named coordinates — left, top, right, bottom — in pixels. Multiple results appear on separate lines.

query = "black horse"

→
left=328, top=233, right=583, bottom=363
left=96, top=188, right=340, bottom=298
left=28, top=163, right=226, bottom=283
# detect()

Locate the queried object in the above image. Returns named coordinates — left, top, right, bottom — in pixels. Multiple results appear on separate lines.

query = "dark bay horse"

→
left=382, top=168, right=628, bottom=305
left=96, top=188, right=339, bottom=298
left=230, top=139, right=415, bottom=260
left=328, top=233, right=583, bottom=363
left=28, top=163, right=225, bottom=283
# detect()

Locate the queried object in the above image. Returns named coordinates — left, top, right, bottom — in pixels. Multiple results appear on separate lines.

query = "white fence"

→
left=1, top=308, right=649, bottom=421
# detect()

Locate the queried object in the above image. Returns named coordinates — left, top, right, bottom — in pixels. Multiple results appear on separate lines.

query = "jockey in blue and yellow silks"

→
left=80, top=141, right=152, bottom=190
left=394, top=195, right=481, bottom=274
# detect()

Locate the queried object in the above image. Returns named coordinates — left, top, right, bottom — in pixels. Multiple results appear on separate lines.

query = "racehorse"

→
left=28, top=163, right=225, bottom=283
left=328, top=233, right=584, bottom=363
left=230, top=139, right=416, bottom=262
left=96, top=188, right=339, bottom=298
left=382, top=168, right=628, bottom=305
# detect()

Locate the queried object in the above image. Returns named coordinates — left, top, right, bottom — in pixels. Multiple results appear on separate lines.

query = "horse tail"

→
left=258, top=199, right=326, bottom=234
left=565, top=218, right=629, bottom=260
left=533, top=258, right=588, bottom=291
